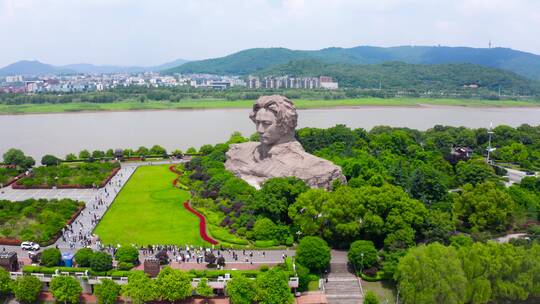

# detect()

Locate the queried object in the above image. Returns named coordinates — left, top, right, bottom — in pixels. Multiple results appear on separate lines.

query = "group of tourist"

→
left=58, top=167, right=135, bottom=250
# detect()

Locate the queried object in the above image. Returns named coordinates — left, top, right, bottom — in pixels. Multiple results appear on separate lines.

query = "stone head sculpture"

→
left=249, top=95, right=298, bottom=147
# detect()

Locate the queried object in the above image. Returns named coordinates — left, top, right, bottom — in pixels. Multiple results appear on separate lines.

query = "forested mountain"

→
left=0, top=58, right=190, bottom=76
left=0, top=60, right=75, bottom=76
left=166, top=46, right=540, bottom=80
left=259, top=60, right=540, bottom=94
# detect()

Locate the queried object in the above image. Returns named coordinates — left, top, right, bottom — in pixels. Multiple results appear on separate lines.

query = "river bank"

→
left=1, top=97, right=539, bottom=114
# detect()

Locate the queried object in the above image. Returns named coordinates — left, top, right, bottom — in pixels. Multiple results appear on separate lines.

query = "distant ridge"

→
left=165, top=45, right=540, bottom=80
left=0, top=58, right=190, bottom=76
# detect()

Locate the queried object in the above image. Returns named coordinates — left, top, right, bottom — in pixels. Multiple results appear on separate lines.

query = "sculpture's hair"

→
left=249, top=95, right=298, bottom=135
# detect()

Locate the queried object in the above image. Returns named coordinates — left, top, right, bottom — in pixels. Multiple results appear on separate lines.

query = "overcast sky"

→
left=1, top=0, right=540, bottom=67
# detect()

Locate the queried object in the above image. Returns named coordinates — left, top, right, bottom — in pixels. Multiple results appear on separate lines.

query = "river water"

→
left=2, top=105, right=540, bottom=160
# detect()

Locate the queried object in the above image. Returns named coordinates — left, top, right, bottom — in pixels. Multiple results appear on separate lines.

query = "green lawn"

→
left=94, top=165, right=208, bottom=246
left=1, top=97, right=539, bottom=114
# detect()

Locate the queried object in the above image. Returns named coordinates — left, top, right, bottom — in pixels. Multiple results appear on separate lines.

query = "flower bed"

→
left=168, top=165, right=218, bottom=245
left=13, top=163, right=120, bottom=189
left=183, top=201, right=218, bottom=245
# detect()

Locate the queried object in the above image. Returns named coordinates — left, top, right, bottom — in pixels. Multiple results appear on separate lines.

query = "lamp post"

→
left=360, top=252, right=364, bottom=275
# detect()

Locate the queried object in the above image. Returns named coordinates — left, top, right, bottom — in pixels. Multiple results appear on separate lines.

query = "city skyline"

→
left=1, top=0, right=540, bottom=67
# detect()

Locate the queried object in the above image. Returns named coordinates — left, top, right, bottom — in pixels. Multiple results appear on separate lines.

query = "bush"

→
left=74, top=248, right=94, bottom=267
left=0, top=268, right=11, bottom=296
left=41, top=248, right=61, bottom=267
left=296, top=236, right=331, bottom=273
left=115, top=246, right=139, bottom=264
left=117, top=262, right=134, bottom=271
left=254, top=240, right=277, bottom=247
left=364, top=291, right=380, bottom=304
left=348, top=240, right=378, bottom=270
left=90, top=252, right=113, bottom=272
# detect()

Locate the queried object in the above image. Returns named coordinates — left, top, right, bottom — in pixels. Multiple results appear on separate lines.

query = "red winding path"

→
left=169, top=165, right=218, bottom=245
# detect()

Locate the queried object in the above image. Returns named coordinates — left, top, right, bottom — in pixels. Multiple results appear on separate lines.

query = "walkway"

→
left=0, top=160, right=182, bottom=251
left=324, top=250, right=363, bottom=304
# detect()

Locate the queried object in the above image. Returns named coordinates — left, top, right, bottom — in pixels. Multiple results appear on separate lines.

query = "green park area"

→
left=16, top=162, right=119, bottom=188
left=94, top=165, right=207, bottom=246
left=0, top=198, right=84, bottom=244
left=0, top=97, right=538, bottom=114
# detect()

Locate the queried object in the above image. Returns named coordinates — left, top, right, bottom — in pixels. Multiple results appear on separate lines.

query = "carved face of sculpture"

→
left=249, top=95, right=298, bottom=148
left=254, top=108, right=281, bottom=146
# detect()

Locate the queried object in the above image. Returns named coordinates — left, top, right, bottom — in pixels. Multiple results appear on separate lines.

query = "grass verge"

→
left=1, top=97, right=539, bottom=114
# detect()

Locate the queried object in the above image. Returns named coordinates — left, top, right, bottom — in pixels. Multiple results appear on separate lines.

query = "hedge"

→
left=22, top=266, right=133, bottom=278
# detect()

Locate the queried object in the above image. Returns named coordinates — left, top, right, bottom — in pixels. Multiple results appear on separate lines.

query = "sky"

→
left=1, top=0, right=540, bottom=67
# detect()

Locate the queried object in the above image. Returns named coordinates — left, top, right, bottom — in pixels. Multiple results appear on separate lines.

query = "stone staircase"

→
left=324, top=251, right=364, bottom=304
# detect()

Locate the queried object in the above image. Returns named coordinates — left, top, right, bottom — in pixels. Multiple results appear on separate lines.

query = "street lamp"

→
left=360, top=252, right=364, bottom=275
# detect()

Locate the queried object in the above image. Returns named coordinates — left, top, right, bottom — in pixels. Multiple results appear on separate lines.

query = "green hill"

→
left=258, top=60, right=540, bottom=94
left=165, top=46, right=540, bottom=80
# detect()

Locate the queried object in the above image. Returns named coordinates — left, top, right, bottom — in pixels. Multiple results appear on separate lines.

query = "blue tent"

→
left=61, top=252, right=74, bottom=267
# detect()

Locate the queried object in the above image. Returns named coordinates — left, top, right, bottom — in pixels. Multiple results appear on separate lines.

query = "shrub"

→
left=296, top=236, right=331, bottom=273
left=91, top=252, right=113, bottom=272
left=348, top=240, right=378, bottom=270
left=115, top=246, right=139, bottom=264
left=364, top=291, right=380, bottom=304
left=117, top=262, right=134, bottom=271
left=0, top=268, right=12, bottom=296
left=41, top=248, right=61, bottom=267
left=74, top=248, right=94, bottom=267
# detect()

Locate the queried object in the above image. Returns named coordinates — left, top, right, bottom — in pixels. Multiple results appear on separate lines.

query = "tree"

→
left=253, top=177, right=309, bottom=224
left=65, top=153, right=77, bottom=161
left=150, top=145, right=167, bottom=156
left=296, top=236, right=331, bottom=273
left=3, top=148, right=34, bottom=170
left=94, top=279, right=121, bottom=304
left=49, top=276, right=82, bottom=304
left=348, top=240, right=378, bottom=271
left=253, top=217, right=278, bottom=240
left=41, top=154, right=60, bottom=166
left=121, top=271, right=156, bottom=304
left=115, top=246, right=139, bottom=264
left=453, top=182, right=516, bottom=233
left=0, top=268, right=12, bottom=297
left=195, top=278, right=214, bottom=300
left=395, top=243, right=466, bottom=304
left=409, top=165, right=448, bottom=204
left=364, top=291, right=380, bottom=304
left=41, top=248, right=61, bottom=267
left=78, top=150, right=91, bottom=159
left=90, top=252, right=113, bottom=272
left=154, top=267, right=192, bottom=302
left=74, top=248, right=94, bottom=267
left=420, top=209, right=455, bottom=244
left=226, top=275, right=256, bottom=304
left=255, top=268, right=293, bottom=304
left=455, top=159, right=497, bottom=186
left=11, top=275, right=42, bottom=303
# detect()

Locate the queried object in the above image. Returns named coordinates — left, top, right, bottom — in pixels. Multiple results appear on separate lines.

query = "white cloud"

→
left=0, top=0, right=539, bottom=67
